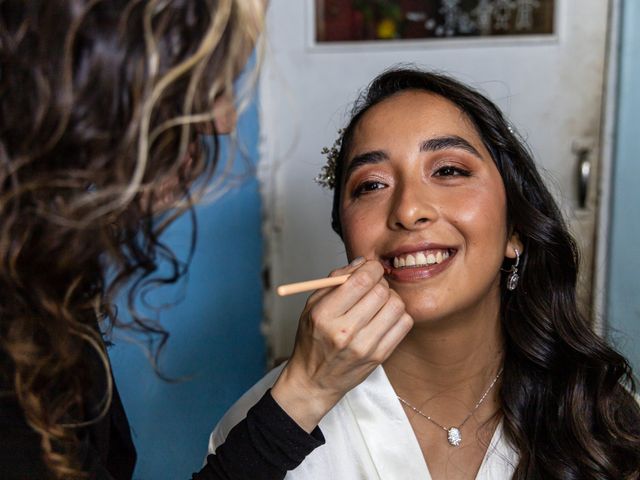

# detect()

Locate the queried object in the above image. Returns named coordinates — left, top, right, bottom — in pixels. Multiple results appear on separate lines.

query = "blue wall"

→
left=109, top=96, right=266, bottom=479
left=608, top=0, right=640, bottom=373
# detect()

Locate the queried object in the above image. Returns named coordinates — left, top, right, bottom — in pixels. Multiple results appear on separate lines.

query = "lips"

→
left=382, top=244, right=457, bottom=282
left=392, top=249, right=450, bottom=268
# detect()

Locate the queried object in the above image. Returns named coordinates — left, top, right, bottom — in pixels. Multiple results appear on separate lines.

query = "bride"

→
left=208, top=68, right=640, bottom=480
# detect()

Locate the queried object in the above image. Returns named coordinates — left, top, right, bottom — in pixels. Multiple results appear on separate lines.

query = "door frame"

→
left=593, top=0, right=622, bottom=335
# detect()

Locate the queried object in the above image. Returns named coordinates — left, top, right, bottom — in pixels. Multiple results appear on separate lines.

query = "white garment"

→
left=209, top=365, right=519, bottom=480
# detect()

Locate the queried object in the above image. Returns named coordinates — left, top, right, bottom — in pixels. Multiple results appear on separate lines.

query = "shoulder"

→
left=208, top=363, right=285, bottom=452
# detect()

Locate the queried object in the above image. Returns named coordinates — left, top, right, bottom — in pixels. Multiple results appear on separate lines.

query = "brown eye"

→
left=352, top=180, right=386, bottom=197
left=434, top=165, right=471, bottom=177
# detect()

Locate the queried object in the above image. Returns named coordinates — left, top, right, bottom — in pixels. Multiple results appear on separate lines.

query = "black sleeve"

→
left=0, top=392, right=53, bottom=480
left=191, top=389, right=325, bottom=480
left=0, top=380, right=135, bottom=480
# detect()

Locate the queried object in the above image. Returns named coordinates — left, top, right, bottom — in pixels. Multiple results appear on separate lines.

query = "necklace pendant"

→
left=447, top=427, right=462, bottom=446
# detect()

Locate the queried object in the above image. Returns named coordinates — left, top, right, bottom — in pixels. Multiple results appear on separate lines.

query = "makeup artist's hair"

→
left=330, top=67, right=640, bottom=479
left=0, top=0, right=262, bottom=478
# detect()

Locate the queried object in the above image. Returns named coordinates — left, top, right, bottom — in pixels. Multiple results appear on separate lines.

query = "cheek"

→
left=340, top=212, right=363, bottom=254
left=449, top=186, right=508, bottom=251
left=453, top=198, right=504, bottom=229
left=340, top=207, right=379, bottom=255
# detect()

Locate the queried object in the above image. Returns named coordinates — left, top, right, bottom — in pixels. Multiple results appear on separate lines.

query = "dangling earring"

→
left=506, top=248, right=520, bottom=291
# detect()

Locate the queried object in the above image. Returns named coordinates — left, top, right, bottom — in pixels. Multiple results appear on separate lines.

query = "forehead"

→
left=351, top=90, right=483, bottom=151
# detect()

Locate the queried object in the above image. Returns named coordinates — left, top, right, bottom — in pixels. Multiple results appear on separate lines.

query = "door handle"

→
left=574, top=147, right=591, bottom=209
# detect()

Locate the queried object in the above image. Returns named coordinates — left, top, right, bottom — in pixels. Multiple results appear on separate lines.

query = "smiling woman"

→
left=340, top=91, right=517, bottom=326
left=209, top=68, right=640, bottom=480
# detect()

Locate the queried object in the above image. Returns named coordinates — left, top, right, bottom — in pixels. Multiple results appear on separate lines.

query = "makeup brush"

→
left=276, top=274, right=350, bottom=296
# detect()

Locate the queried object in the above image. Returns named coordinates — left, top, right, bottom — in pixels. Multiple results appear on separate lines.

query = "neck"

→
left=384, top=303, right=504, bottom=403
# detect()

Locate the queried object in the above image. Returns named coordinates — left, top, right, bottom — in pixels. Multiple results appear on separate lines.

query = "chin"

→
left=404, top=302, right=447, bottom=325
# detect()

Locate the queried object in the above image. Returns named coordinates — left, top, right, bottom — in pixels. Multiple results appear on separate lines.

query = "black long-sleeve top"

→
left=0, top=379, right=324, bottom=479
left=192, top=390, right=325, bottom=479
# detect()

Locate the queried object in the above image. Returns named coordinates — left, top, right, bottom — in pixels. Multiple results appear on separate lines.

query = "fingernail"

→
left=349, top=256, right=365, bottom=267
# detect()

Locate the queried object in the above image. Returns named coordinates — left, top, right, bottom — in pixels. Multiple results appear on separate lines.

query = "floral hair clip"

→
left=315, top=129, right=344, bottom=190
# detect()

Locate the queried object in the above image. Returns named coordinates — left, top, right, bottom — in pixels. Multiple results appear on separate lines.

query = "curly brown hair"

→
left=0, top=0, right=263, bottom=477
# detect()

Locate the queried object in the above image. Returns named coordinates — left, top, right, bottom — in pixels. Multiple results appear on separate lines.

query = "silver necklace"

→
left=397, top=368, right=503, bottom=447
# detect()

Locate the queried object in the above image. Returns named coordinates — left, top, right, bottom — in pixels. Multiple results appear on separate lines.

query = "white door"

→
left=259, top=0, right=611, bottom=359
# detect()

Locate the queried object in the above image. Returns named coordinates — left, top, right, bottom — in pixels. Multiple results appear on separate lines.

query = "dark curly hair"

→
left=0, top=0, right=262, bottom=477
left=330, top=67, right=640, bottom=479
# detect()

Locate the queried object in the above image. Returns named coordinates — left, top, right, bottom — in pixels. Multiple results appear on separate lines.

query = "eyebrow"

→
left=420, top=135, right=483, bottom=158
left=344, top=135, right=483, bottom=183
left=344, top=150, right=388, bottom=180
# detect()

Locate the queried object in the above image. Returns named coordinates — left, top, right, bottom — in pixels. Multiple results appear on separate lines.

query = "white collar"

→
left=343, top=366, right=518, bottom=480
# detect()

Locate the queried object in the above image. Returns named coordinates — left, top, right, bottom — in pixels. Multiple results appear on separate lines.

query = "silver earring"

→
left=506, top=249, right=520, bottom=291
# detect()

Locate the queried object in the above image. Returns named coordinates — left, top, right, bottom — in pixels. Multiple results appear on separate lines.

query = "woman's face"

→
left=340, top=90, right=519, bottom=324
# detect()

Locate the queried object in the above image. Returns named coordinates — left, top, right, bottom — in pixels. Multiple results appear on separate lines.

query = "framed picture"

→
left=315, top=0, right=555, bottom=44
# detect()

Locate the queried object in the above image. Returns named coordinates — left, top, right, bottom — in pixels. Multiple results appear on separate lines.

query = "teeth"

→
left=392, top=249, right=451, bottom=269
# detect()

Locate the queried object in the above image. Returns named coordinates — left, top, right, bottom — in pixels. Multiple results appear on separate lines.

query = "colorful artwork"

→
left=315, top=0, right=554, bottom=42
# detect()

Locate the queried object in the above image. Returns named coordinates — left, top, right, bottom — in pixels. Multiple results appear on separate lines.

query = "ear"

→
left=505, top=232, right=523, bottom=259
left=212, top=93, right=237, bottom=135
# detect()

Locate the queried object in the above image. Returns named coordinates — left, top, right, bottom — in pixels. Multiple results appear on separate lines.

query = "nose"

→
left=387, top=179, right=437, bottom=231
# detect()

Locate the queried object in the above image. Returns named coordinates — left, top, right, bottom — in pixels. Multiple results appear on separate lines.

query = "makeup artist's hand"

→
left=271, top=259, right=413, bottom=433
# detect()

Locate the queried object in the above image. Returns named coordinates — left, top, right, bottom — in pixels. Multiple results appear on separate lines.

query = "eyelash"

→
left=351, top=165, right=471, bottom=197
left=433, top=165, right=471, bottom=177
left=352, top=180, right=386, bottom=197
